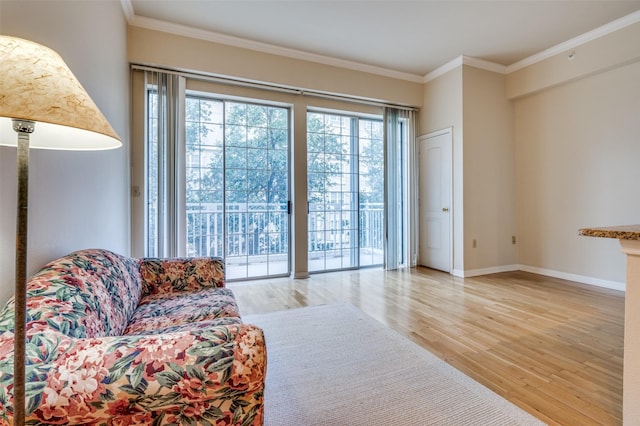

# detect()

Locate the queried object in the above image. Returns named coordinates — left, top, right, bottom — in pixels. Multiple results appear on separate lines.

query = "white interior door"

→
left=418, top=128, right=452, bottom=272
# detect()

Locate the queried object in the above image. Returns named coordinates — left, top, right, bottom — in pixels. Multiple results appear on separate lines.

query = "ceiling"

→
left=126, top=1, right=640, bottom=79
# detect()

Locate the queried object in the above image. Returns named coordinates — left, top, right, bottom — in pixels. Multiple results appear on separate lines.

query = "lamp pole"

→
left=12, top=119, right=34, bottom=426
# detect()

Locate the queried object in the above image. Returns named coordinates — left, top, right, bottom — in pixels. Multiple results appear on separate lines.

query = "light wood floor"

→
left=229, top=267, right=624, bottom=426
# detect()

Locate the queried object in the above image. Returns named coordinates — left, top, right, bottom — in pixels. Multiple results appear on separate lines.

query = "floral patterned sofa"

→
left=0, top=248, right=266, bottom=425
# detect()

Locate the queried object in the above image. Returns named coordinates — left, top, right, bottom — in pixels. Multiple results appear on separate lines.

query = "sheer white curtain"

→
left=384, top=107, right=417, bottom=270
left=406, top=110, right=418, bottom=269
left=145, top=70, right=186, bottom=258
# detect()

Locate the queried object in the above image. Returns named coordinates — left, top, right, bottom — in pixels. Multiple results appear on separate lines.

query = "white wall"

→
left=515, top=60, right=640, bottom=287
left=509, top=21, right=640, bottom=289
left=421, top=65, right=517, bottom=276
left=0, top=0, right=130, bottom=304
left=420, top=20, right=640, bottom=287
left=421, top=68, right=464, bottom=273
left=462, top=66, right=517, bottom=273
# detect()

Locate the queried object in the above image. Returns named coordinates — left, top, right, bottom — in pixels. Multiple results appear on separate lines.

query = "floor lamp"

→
left=0, top=36, right=121, bottom=424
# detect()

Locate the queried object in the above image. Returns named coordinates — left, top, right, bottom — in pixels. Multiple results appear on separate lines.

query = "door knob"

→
left=442, top=207, right=449, bottom=212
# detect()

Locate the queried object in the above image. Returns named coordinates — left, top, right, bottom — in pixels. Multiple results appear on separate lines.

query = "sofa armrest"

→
left=0, top=323, right=265, bottom=425
left=138, top=256, right=225, bottom=297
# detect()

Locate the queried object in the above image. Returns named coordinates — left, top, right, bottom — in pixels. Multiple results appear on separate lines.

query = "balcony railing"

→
left=184, top=202, right=383, bottom=261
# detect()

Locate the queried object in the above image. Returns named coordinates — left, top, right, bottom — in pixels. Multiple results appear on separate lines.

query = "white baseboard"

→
left=452, top=264, right=625, bottom=292
left=451, top=269, right=465, bottom=277
left=459, top=265, right=520, bottom=277
left=517, top=264, right=625, bottom=292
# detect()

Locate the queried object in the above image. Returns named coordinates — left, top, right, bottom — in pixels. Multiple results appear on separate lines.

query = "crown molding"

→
left=127, top=14, right=424, bottom=83
left=462, top=56, right=507, bottom=74
left=423, top=55, right=507, bottom=82
left=120, top=0, right=134, bottom=22
left=423, top=56, right=464, bottom=83
left=507, top=9, right=640, bottom=73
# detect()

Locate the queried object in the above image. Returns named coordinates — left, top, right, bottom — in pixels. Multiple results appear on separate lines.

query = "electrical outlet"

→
left=131, top=185, right=141, bottom=198
left=472, top=239, right=477, bottom=248
left=512, top=235, right=516, bottom=245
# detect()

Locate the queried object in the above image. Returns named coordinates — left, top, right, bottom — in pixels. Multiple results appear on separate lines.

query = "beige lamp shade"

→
left=0, top=35, right=121, bottom=150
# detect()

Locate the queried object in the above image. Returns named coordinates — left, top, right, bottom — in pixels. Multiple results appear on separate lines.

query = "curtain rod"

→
left=131, top=63, right=418, bottom=111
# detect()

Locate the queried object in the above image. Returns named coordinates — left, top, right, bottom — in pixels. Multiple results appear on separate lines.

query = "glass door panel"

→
left=307, top=112, right=383, bottom=273
left=358, top=119, right=384, bottom=266
left=186, top=97, right=290, bottom=280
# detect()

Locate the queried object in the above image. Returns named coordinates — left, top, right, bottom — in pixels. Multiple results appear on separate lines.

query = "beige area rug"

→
left=244, top=303, right=546, bottom=426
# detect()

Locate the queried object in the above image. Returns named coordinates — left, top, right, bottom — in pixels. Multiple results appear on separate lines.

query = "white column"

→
left=621, top=239, right=640, bottom=425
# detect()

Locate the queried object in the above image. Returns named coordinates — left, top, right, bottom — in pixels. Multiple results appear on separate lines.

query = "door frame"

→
left=418, top=127, right=453, bottom=273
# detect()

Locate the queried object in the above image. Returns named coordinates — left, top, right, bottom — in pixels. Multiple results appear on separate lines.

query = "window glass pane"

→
left=225, top=125, right=247, bottom=147
left=269, top=129, right=288, bottom=150
left=146, top=89, right=159, bottom=257
left=247, top=126, right=267, bottom=148
left=225, top=146, right=247, bottom=169
left=269, top=108, right=288, bottom=129
left=268, top=150, right=287, bottom=171
left=359, top=119, right=384, bottom=266
left=225, top=103, right=246, bottom=125
left=200, top=123, right=223, bottom=146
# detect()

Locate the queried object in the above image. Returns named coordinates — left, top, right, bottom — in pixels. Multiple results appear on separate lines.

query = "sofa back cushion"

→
left=15, top=249, right=142, bottom=338
left=138, top=257, right=225, bottom=297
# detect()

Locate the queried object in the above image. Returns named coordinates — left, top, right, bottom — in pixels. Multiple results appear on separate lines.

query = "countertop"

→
left=579, top=225, right=640, bottom=240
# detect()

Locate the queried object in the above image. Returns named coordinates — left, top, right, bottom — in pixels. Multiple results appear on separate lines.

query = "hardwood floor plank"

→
left=230, top=267, right=624, bottom=425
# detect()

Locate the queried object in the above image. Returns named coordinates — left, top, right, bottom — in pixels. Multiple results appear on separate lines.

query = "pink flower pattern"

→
left=0, top=249, right=265, bottom=425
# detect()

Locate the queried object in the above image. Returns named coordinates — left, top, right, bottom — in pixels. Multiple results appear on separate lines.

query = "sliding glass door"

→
left=186, top=98, right=290, bottom=279
left=307, top=111, right=383, bottom=273
left=148, top=92, right=291, bottom=280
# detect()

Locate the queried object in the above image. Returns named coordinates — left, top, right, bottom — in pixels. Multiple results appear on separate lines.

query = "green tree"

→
left=185, top=97, right=223, bottom=203
left=221, top=102, right=284, bottom=204
left=186, top=99, right=292, bottom=256
left=358, top=120, right=384, bottom=204
left=306, top=112, right=347, bottom=207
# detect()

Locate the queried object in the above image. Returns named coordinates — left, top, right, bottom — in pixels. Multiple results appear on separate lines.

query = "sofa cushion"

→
left=18, top=249, right=142, bottom=338
left=138, top=257, right=225, bottom=297
left=125, top=317, right=243, bottom=336
left=123, top=288, right=240, bottom=335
